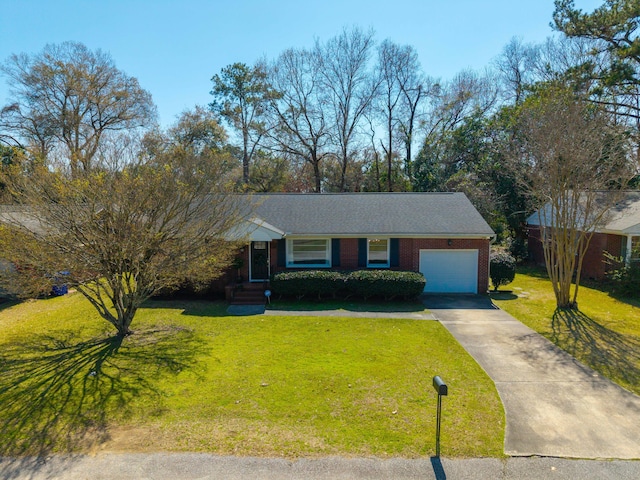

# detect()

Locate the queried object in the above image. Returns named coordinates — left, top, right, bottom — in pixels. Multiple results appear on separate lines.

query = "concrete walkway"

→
left=423, top=295, right=640, bottom=459
left=227, top=304, right=436, bottom=320
left=263, top=308, right=436, bottom=320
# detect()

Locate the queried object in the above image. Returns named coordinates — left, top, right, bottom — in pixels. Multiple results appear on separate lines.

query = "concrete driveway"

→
left=423, top=295, right=640, bottom=459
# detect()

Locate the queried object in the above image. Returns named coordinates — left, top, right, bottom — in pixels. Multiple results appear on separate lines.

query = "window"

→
left=287, top=239, right=330, bottom=267
left=368, top=238, right=389, bottom=267
left=632, top=237, right=640, bottom=263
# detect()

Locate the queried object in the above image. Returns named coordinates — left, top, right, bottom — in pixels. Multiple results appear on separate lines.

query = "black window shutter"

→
left=390, top=238, right=400, bottom=267
left=358, top=238, right=367, bottom=267
left=277, top=239, right=286, bottom=267
left=332, top=238, right=341, bottom=267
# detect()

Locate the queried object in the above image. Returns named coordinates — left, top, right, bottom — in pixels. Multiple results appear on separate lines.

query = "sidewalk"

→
left=1, top=454, right=639, bottom=480
left=227, top=304, right=436, bottom=319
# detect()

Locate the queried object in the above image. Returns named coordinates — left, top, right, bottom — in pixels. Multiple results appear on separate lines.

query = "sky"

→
left=0, top=0, right=604, bottom=128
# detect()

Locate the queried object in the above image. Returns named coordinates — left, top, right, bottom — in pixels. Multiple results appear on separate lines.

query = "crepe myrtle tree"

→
left=509, top=86, right=635, bottom=309
left=0, top=138, right=250, bottom=337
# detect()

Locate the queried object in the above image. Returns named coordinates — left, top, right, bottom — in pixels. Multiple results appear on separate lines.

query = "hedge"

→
left=270, top=270, right=345, bottom=299
left=489, top=250, right=516, bottom=291
left=270, top=269, right=426, bottom=300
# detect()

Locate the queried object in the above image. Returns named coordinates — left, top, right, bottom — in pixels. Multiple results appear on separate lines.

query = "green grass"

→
left=0, top=293, right=503, bottom=458
left=491, top=267, right=640, bottom=396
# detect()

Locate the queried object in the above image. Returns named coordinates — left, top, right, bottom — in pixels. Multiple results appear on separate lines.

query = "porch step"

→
left=229, top=283, right=267, bottom=305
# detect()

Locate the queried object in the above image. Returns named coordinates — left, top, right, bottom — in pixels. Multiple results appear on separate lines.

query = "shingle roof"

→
left=602, top=192, right=640, bottom=234
left=526, top=191, right=640, bottom=235
left=250, top=192, right=494, bottom=237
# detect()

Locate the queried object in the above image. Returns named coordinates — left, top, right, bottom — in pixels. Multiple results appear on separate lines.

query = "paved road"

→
left=424, top=295, right=640, bottom=459
left=1, top=454, right=640, bottom=480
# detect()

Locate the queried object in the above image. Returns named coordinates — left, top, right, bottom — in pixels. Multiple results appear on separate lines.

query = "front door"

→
left=250, top=241, right=269, bottom=281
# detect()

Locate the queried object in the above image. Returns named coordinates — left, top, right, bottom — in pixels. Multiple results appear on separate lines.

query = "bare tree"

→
left=413, top=70, right=498, bottom=192
left=265, top=48, right=329, bottom=192
left=396, top=64, right=431, bottom=181
left=0, top=133, right=248, bottom=338
left=494, top=37, right=537, bottom=105
left=510, top=87, right=635, bottom=309
left=1, top=42, right=156, bottom=175
left=316, top=27, right=378, bottom=191
left=428, top=70, right=498, bottom=136
left=376, top=40, right=406, bottom=192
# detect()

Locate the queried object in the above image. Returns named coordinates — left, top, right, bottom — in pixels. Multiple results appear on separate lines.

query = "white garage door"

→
left=419, top=249, right=478, bottom=293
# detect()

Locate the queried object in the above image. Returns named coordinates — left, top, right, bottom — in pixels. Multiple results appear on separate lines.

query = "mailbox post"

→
left=432, top=376, right=448, bottom=457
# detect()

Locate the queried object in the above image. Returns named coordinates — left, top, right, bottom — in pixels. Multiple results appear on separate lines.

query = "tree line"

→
left=2, top=3, right=638, bottom=224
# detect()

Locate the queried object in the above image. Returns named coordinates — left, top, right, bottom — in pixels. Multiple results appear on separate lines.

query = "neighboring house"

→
left=236, top=192, right=495, bottom=294
left=526, top=191, right=640, bottom=280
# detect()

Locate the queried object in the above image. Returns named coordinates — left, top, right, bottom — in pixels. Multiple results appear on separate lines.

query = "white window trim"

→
left=630, top=235, right=640, bottom=264
left=367, top=238, right=390, bottom=268
left=286, top=238, right=331, bottom=268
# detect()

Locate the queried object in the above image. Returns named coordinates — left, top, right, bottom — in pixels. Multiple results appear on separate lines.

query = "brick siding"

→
left=527, top=226, right=625, bottom=280
left=263, top=237, right=490, bottom=294
left=401, top=238, right=490, bottom=293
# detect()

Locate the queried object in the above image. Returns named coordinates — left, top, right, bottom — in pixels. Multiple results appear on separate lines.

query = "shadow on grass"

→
left=266, top=298, right=427, bottom=313
left=143, top=298, right=233, bottom=317
left=605, top=290, right=640, bottom=308
left=521, top=265, right=640, bottom=309
left=551, top=308, right=640, bottom=393
left=0, top=297, right=20, bottom=313
left=579, top=278, right=640, bottom=309
left=489, top=291, right=518, bottom=301
left=0, top=326, right=205, bottom=458
left=516, top=265, right=550, bottom=279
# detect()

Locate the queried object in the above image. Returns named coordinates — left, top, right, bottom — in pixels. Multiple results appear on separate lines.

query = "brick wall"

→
left=527, top=226, right=626, bottom=280
left=401, top=238, right=490, bottom=293
left=264, top=237, right=490, bottom=293
left=582, top=233, right=625, bottom=279
left=339, top=238, right=359, bottom=269
left=527, top=226, right=544, bottom=267
left=581, top=233, right=607, bottom=279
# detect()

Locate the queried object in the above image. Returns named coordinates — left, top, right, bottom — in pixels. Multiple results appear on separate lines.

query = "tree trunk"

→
left=339, top=145, right=348, bottom=192
left=387, top=123, right=393, bottom=192
left=242, top=129, right=250, bottom=184
left=312, top=156, right=322, bottom=193
left=115, top=307, right=137, bottom=337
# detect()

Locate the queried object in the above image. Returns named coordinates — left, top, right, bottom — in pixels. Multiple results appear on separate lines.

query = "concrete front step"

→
left=229, top=283, right=267, bottom=305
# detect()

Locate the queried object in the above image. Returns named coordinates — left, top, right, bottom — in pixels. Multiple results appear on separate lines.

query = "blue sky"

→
left=1, top=0, right=603, bottom=128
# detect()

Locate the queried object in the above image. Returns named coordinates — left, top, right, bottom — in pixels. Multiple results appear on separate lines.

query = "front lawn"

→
left=0, top=293, right=503, bottom=458
left=491, top=267, right=640, bottom=396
